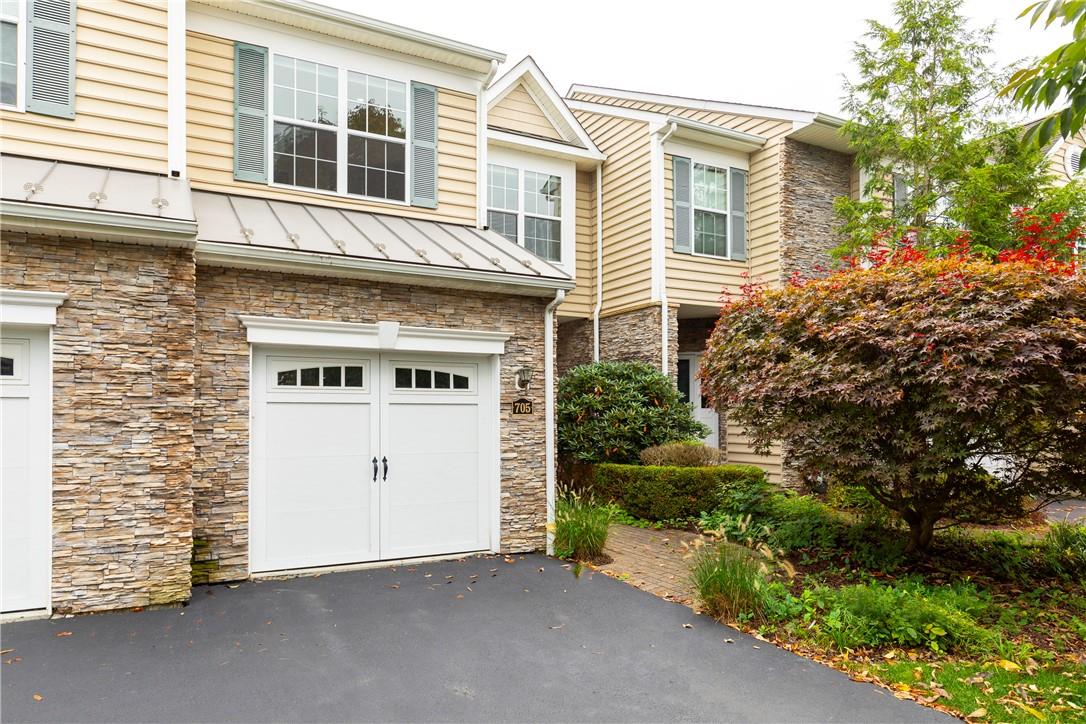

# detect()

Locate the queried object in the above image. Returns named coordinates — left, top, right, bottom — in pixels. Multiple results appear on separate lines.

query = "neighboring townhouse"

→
left=0, top=0, right=594, bottom=615
left=558, top=86, right=858, bottom=483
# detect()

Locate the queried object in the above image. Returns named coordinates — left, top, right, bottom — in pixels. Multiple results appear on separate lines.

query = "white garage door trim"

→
left=244, top=316, right=506, bottom=575
left=1, top=288, right=66, bottom=616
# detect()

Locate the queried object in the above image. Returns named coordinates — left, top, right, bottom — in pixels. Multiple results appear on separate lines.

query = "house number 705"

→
left=512, top=398, right=533, bottom=415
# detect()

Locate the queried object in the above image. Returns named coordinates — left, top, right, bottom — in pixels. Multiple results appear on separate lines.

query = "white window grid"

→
left=268, top=52, right=411, bottom=205
left=692, top=162, right=730, bottom=259
left=485, top=163, right=562, bottom=262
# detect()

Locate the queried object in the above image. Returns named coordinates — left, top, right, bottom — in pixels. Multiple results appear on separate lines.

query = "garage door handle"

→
left=382, top=456, right=389, bottom=481
left=372, top=457, right=378, bottom=482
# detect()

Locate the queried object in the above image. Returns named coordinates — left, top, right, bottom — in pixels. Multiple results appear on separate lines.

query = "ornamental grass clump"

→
left=690, top=543, right=775, bottom=622
left=701, top=222, right=1086, bottom=554
left=553, top=489, right=612, bottom=563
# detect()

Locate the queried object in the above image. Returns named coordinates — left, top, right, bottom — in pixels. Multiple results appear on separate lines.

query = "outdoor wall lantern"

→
left=515, top=366, right=533, bottom=391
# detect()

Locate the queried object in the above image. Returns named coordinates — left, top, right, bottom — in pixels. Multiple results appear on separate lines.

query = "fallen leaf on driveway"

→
left=682, top=624, right=693, bottom=629
left=549, top=624, right=564, bottom=630
left=0, top=649, right=13, bottom=655
left=32, top=694, right=43, bottom=702
left=386, top=584, right=399, bottom=590
left=454, top=594, right=464, bottom=600
left=55, top=631, right=72, bottom=637
left=723, top=638, right=734, bottom=644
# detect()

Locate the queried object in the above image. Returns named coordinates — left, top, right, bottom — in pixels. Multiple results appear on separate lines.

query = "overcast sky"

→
left=325, top=0, right=1070, bottom=118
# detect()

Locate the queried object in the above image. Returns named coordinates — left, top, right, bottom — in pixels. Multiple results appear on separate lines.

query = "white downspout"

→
left=166, top=0, right=187, bottom=178
left=544, top=288, right=566, bottom=555
left=651, top=122, right=677, bottom=375
left=592, top=164, right=603, bottom=361
left=477, top=59, right=501, bottom=229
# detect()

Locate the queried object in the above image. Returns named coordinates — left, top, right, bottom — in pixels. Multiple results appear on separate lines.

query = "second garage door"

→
left=250, top=348, right=495, bottom=573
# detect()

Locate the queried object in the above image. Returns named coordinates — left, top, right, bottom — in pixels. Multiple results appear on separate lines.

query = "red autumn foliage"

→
left=702, top=215, right=1086, bottom=553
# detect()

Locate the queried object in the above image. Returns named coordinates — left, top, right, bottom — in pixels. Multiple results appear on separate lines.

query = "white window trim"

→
left=266, top=52, right=412, bottom=206
left=486, top=147, right=575, bottom=271
left=691, top=161, right=733, bottom=260
left=0, top=0, right=26, bottom=112
left=390, top=361, right=477, bottom=393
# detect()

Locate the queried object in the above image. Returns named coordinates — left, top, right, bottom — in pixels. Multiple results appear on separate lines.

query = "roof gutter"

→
left=0, top=201, right=197, bottom=246
left=228, top=0, right=506, bottom=65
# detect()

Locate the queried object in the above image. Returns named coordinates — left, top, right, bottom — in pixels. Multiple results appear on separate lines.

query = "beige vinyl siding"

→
left=663, top=153, right=748, bottom=306
left=574, top=109, right=653, bottom=313
left=0, top=0, right=169, bottom=173
left=726, top=423, right=783, bottom=484
left=570, top=92, right=793, bottom=290
left=559, top=169, right=597, bottom=318
left=186, top=31, right=478, bottom=224
left=1046, top=130, right=1086, bottom=185
left=489, top=82, right=563, bottom=141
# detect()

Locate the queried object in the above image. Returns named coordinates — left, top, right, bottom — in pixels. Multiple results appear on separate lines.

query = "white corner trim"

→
left=543, top=289, right=565, bottom=556
left=167, top=0, right=187, bottom=178
left=240, top=316, right=512, bottom=355
left=650, top=123, right=675, bottom=375
left=0, top=289, right=68, bottom=326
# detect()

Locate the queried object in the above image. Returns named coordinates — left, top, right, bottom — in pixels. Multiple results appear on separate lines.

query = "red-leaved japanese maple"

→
left=701, top=218, right=1086, bottom=552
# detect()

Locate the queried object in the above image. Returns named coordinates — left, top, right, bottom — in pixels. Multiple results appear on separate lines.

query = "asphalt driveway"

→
left=1, top=554, right=949, bottom=723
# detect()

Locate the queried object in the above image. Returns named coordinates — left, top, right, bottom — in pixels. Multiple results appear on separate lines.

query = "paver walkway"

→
left=598, top=523, right=705, bottom=608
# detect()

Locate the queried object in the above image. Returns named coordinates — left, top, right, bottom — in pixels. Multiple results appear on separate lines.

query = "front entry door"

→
left=251, top=348, right=492, bottom=573
left=677, top=353, right=719, bottom=448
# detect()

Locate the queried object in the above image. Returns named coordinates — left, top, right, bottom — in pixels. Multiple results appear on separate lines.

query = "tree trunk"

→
left=904, top=511, right=938, bottom=554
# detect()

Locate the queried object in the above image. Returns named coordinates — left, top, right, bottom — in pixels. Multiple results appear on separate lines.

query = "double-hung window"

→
left=672, top=154, right=746, bottom=260
left=346, top=72, right=406, bottom=201
left=1, top=0, right=23, bottom=109
left=692, top=163, right=729, bottom=257
left=486, top=164, right=563, bottom=262
left=272, top=56, right=338, bottom=192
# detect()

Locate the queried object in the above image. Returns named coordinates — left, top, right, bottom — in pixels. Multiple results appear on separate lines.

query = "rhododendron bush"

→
left=701, top=215, right=1086, bottom=553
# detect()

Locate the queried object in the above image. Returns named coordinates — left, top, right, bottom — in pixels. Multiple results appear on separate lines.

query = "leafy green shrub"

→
left=691, top=543, right=775, bottom=622
left=639, top=441, right=722, bottom=467
left=938, top=529, right=1046, bottom=582
left=557, top=362, right=708, bottom=464
left=826, top=483, right=884, bottom=515
left=765, top=492, right=844, bottom=553
left=591, top=463, right=766, bottom=522
left=1042, top=522, right=1086, bottom=581
left=553, top=489, right=612, bottom=561
left=804, top=580, right=991, bottom=654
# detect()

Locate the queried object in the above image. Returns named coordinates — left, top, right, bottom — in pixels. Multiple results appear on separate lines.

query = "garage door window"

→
left=274, top=363, right=365, bottom=389
left=0, top=339, right=28, bottom=383
left=394, top=365, right=471, bottom=391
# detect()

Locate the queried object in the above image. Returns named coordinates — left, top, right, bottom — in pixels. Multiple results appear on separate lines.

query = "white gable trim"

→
left=567, top=84, right=817, bottom=124
left=488, top=57, right=599, bottom=153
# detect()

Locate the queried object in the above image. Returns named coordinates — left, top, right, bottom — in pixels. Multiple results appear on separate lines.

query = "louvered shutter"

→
left=729, top=168, right=747, bottom=261
left=234, top=42, right=268, bottom=183
left=892, top=174, right=909, bottom=215
left=26, top=0, right=76, bottom=118
left=673, top=155, right=692, bottom=254
left=410, top=81, right=438, bottom=208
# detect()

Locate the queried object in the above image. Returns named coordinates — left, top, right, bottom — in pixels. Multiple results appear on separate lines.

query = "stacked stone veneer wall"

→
left=193, top=268, right=550, bottom=582
left=779, top=138, right=853, bottom=281
left=1, top=234, right=195, bottom=613
left=598, top=304, right=678, bottom=379
left=556, top=318, right=593, bottom=376
left=779, top=139, right=853, bottom=487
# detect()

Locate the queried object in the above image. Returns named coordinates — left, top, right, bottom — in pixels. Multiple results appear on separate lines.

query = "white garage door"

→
left=1, top=328, right=51, bottom=613
left=250, top=348, right=494, bottom=573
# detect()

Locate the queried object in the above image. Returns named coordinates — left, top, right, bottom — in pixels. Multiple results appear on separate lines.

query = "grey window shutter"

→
left=26, top=0, right=76, bottom=119
left=410, top=81, right=438, bottom=208
left=234, top=42, right=268, bottom=183
left=673, top=155, right=692, bottom=253
left=729, top=168, right=747, bottom=261
left=892, top=174, right=908, bottom=214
